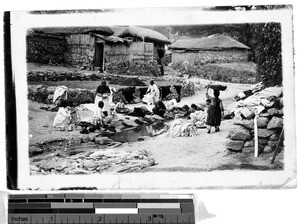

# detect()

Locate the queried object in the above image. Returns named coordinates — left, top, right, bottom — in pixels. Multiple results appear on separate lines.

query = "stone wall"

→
left=27, top=70, right=103, bottom=82
left=28, top=83, right=194, bottom=105
left=225, top=88, right=283, bottom=155
left=64, top=34, right=96, bottom=69
left=172, top=49, right=250, bottom=65
left=27, top=34, right=67, bottom=65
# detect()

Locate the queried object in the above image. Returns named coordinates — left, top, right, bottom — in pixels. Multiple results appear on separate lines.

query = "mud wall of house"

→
left=104, top=43, right=131, bottom=63
left=64, top=34, right=96, bottom=69
left=129, top=42, right=153, bottom=61
left=104, top=42, right=154, bottom=63
left=172, top=49, right=250, bottom=65
left=26, top=35, right=67, bottom=65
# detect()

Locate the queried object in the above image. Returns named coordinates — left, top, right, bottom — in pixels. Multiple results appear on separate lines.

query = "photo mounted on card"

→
left=9, top=6, right=296, bottom=190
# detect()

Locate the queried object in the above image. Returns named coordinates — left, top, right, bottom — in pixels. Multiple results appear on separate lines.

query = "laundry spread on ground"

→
left=30, top=149, right=156, bottom=175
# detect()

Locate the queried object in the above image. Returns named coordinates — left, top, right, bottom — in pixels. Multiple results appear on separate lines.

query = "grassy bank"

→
left=173, top=61, right=258, bottom=84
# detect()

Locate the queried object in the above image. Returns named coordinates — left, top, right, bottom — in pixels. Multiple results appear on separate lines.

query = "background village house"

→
left=169, top=35, right=251, bottom=65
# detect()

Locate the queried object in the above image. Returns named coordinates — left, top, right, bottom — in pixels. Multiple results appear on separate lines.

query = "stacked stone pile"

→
left=28, top=85, right=52, bottom=103
left=225, top=86, right=283, bottom=154
left=106, top=60, right=160, bottom=76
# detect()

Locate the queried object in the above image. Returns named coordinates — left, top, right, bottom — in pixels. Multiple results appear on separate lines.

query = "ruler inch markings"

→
left=8, top=194, right=195, bottom=224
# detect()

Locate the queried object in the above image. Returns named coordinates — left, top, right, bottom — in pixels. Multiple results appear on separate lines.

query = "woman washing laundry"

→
left=95, top=81, right=111, bottom=116
left=145, top=80, right=160, bottom=105
left=205, top=87, right=224, bottom=133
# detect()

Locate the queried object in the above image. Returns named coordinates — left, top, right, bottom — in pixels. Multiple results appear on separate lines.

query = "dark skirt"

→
left=206, top=105, right=222, bottom=126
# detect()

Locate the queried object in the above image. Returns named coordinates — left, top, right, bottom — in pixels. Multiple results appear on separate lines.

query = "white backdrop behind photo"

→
left=1, top=0, right=300, bottom=223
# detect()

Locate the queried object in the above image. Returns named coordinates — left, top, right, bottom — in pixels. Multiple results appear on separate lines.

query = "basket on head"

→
left=207, top=84, right=227, bottom=91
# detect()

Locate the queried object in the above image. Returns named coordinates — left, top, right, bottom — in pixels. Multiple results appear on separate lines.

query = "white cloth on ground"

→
left=80, top=103, right=96, bottom=112
left=53, top=86, right=69, bottom=103
left=190, top=110, right=206, bottom=122
left=166, top=99, right=178, bottom=110
left=142, top=93, right=152, bottom=105
left=190, top=110, right=207, bottom=128
left=166, top=119, right=197, bottom=137
left=53, top=107, right=71, bottom=128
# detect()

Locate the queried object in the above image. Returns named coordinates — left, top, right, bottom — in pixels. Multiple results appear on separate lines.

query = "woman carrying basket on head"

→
left=95, top=81, right=111, bottom=116
left=205, top=86, right=225, bottom=134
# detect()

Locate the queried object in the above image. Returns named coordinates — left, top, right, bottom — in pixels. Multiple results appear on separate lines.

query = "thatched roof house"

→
left=170, top=35, right=251, bottom=64
left=112, top=26, right=171, bottom=60
left=27, top=26, right=170, bottom=73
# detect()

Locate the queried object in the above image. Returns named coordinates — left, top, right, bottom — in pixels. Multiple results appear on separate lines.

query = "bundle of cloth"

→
left=189, top=110, right=207, bottom=128
left=53, top=106, right=80, bottom=131
left=165, top=119, right=197, bottom=137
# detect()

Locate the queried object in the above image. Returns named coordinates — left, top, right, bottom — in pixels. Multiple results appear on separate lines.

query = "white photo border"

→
left=10, top=7, right=296, bottom=190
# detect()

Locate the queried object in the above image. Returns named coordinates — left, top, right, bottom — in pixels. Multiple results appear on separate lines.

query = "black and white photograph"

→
left=8, top=6, right=295, bottom=189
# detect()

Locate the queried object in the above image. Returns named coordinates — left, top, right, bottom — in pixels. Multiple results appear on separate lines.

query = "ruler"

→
left=8, top=194, right=195, bottom=224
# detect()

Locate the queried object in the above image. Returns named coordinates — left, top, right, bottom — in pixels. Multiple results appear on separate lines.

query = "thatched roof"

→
left=92, top=34, right=125, bottom=43
left=115, top=26, right=171, bottom=45
left=110, top=26, right=127, bottom=36
left=170, top=35, right=250, bottom=50
left=31, top=26, right=114, bottom=36
left=92, top=33, right=134, bottom=45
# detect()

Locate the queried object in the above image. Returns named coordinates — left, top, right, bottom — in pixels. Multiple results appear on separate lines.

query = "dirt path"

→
left=108, top=118, right=282, bottom=172
left=110, top=119, right=234, bottom=171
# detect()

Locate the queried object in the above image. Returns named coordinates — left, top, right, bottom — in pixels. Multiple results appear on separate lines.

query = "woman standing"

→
left=95, top=81, right=111, bottom=116
left=146, top=80, right=160, bottom=105
left=205, top=88, right=224, bottom=133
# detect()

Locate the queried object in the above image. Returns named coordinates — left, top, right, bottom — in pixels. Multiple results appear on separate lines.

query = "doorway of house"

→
left=94, top=42, right=104, bottom=72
